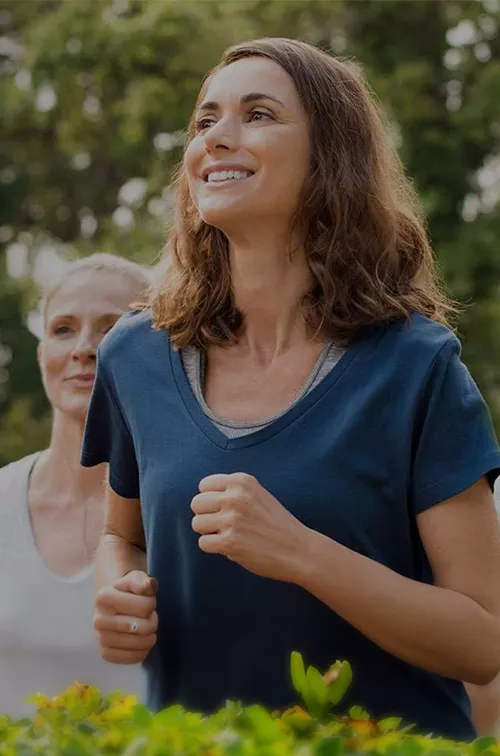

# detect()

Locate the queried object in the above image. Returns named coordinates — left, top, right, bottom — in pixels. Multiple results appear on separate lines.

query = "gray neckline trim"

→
left=192, top=342, right=341, bottom=430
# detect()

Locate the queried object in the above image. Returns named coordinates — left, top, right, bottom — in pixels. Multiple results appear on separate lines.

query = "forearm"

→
left=294, top=530, right=500, bottom=685
left=94, top=533, right=147, bottom=593
left=466, top=676, right=500, bottom=735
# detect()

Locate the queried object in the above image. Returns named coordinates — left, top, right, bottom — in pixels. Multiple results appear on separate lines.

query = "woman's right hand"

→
left=93, top=570, right=158, bottom=664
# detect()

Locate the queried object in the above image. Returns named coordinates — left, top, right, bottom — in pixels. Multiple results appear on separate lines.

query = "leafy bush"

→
left=0, top=653, right=497, bottom=756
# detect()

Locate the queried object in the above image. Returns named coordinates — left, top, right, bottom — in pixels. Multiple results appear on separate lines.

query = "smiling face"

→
left=184, top=56, right=310, bottom=236
left=38, top=269, right=140, bottom=423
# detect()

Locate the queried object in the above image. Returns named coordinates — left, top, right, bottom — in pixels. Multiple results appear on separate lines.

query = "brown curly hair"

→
left=146, top=37, right=457, bottom=348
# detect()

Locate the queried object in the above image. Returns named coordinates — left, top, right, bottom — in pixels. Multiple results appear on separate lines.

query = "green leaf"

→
left=76, top=722, right=97, bottom=735
left=307, top=666, right=328, bottom=708
left=225, top=740, right=246, bottom=756
left=398, top=725, right=418, bottom=737
left=59, top=739, right=90, bottom=756
left=153, top=704, right=185, bottom=725
left=11, top=718, right=31, bottom=728
left=132, top=704, right=152, bottom=728
left=301, top=687, right=324, bottom=721
left=473, top=737, right=498, bottom=753
left=378, top=717, right=403, bottom=733
left=314, top=735, right=344, bottom=756
left=326, top=662, right=353, bottom=706
left=299, top=665, right=329, bottom=721
left=290, top=651, right=307, bottom=696
left=348, top=705, right=370, bottom=721
left=390, top=741, right=423, bottom=756
left=240, top=705, right=281, bottom=744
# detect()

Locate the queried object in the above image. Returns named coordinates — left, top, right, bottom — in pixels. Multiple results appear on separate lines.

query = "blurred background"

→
left=1, top=0, right=500, bottom=466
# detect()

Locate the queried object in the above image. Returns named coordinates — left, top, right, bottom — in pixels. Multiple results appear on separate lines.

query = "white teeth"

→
left=207, top=170, right=252, bottom=183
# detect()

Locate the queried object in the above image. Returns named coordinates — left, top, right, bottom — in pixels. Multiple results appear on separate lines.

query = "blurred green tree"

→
left=0, top=0, right=499, bottom=464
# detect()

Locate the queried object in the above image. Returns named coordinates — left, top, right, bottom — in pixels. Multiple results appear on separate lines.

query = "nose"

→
left=71, top=328, right=97, bottom=364
left=203, top=115, right=239, bottom=154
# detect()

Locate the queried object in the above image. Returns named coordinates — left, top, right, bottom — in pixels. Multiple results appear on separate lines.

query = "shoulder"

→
left=0, top=453, right=40, bottom=498
left=98, top=309, right=168, bottom=372
left=374, top=313, right=459, bottom=367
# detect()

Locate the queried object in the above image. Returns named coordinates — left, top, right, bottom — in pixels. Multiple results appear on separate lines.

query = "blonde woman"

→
left=0, top=254, right=149, bottom=717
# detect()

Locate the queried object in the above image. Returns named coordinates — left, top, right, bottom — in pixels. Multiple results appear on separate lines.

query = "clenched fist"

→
left=191, top=472, right=312, bottom=582
left=93, top=570, right=158, bottom=665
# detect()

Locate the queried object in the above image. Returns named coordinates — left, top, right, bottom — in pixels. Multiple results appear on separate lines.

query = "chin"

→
left=199, top=202, right=253, bottom=231
left=59, top=401, right=91, bottom=425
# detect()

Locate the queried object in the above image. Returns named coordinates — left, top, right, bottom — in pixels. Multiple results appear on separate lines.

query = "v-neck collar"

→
left=169, top=329, right=371, bottom=452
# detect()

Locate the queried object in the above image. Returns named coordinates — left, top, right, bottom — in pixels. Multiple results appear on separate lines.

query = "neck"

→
left=228, top=229, right=315, bottom=356
left=38, top=410, right=107, bottom=502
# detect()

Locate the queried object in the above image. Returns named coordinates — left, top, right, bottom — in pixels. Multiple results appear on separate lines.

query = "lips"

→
left=67, top=374, right=95, bottom=387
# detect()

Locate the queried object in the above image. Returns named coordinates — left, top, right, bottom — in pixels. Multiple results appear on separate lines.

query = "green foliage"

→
left=0, top=655, right=496, bottom=756
left=291, top=650, right=307, bottom=695
left=1, top=0, right=500, bottom=462
left=291, top=653, right=353, bottom=722
left=0, top=395, right=51, bottom=465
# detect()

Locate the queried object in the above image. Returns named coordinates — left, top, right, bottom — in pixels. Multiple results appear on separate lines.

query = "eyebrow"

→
left=198, top=92, right=285, bottom=112
left=49, top=311, right=123, bottom=321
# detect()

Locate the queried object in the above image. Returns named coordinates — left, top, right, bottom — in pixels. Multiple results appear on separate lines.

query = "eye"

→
left=248, top=109, right=273, bottom=123
left=195, top=116, right=217, bottom=132
left=53, top=324, right=72, bottom=336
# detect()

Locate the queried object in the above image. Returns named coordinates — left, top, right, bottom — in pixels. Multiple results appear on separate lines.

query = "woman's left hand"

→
left=191, top=472, right=312, bottom=582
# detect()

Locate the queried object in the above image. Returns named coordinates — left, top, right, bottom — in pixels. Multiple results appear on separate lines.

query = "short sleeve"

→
left=81, top=354, right=140, bottom=499
left=410, top=339, right=500, bottom=514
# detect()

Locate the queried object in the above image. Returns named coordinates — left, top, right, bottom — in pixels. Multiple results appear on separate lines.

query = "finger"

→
left=97, top=631, right=157, bottom=652
left=192, top=513, right=224, bottom=535
left=191, top=491, right=224, bottom=515
left=199, top=474, right=230, bottom=493
left=95, top=587, right=156, bottom=619
left=115, top=571, right=158, bottom=597
left=228, top=472, right=255, bottom=487
left=198, top=533, right=226, bottom=555
left=101, top=648, right=149, bottom=665
left=94, top=611, right=158, bottom=636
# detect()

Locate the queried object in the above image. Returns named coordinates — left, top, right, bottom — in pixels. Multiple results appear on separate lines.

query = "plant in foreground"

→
left=0, top=653, right=498, bottom=756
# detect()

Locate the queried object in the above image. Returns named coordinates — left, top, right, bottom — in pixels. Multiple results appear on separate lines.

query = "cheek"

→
left=261, top=132, right=309, bottom=189
left=184, top=140, right=203, bottom=189
left=260, top=152, right=308, bottom=215
left=40, top=345, right=69, bottom=394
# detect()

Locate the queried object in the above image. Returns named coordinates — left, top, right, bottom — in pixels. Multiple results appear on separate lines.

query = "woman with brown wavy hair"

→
left=82, top=39, right=500, bottom=740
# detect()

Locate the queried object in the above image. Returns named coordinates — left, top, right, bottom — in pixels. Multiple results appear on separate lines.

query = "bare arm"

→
left=93, top=483, right=157, bottom=665
left=295, top=477, right=500, bottom=685
left=466, top=678, right=500, bottom=735
left=94, top=484, right=147, bottom=592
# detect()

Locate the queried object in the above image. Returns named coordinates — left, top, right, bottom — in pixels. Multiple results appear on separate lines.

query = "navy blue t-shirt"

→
left=82, top=310, right=500, bottom=740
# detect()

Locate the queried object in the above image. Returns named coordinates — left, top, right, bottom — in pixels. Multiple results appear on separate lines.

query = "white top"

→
left=0, top=453, right=144, bottom=718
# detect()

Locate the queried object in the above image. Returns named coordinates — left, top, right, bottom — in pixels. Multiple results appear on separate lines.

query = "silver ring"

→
left=130, top=621, right=139, bottom=634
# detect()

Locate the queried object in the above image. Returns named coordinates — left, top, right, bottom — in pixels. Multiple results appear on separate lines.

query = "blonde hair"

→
left=42, top=253, right=151, bottom=330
